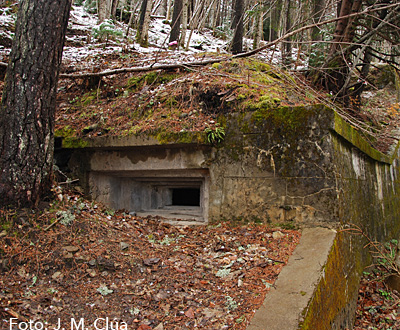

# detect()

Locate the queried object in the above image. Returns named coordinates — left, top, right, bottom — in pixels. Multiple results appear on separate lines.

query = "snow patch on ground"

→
left=0, top=4, right=307, bottom=69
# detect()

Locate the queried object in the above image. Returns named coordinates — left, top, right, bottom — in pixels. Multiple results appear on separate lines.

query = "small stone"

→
left=120, top=242, right=129, bottom=250
left=143, top=257, right=161, bottom=266
left=0, top=258, right=9, bottom=270
left=63, top=246, right=79, bottom=253
left=52, top=271, right=63, bottom=280
left=97, top=256, right=115, bottom=269
left=75, top=253, right=88, bottom=261
left=154, top=323, right=164, bottom=330
left=86, top=269, right=97, bottom=277
left=63, top=252, right=74, bottom=259
left=17, top=267, right=28, bottom=278
left=272, top=231, right=285, bottom=239
left=179, top=113, right=188, bottom=118
left=88, top=259, right=97, bottom=266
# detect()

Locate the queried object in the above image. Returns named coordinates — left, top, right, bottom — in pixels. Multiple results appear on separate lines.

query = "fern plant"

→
left=205, top=124, right=225, bottom=144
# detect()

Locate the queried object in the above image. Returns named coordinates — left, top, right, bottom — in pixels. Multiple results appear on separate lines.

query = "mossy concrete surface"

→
left=59, top=101, right=400, bottom=329
left=247, top=227, right=336, bottom=330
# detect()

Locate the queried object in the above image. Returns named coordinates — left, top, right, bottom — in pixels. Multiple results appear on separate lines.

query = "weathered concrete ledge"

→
left=248, top=227, right=337, bottom=330
left=57, top=130, right=206, bottom=149
left=333, top=111, right=400, bottom=164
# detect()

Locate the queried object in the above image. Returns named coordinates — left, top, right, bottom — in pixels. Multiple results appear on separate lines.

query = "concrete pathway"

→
left=247, top=227, right=336, bottom=330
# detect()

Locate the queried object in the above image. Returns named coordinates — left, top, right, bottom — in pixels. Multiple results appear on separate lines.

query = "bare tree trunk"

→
left=252, top=2, right=263, bottom=49
left=180, top=0, right=188, bottom=47
left=323, top=0, right=363, bottom=95
left=231, top=0, right=244, bottom=54
left=0, top=0, right=72, bottom=207
left=169, top=0, right=183, bottom=43
left=212, top=0, right=220, bottom=31
left=311, top=0, right=326, bottom=41
left=111, top=0, right=119, bottom=19
left=268, top=0, right=281, bottom=41
left=125, top=0, right=141, bottom=37
left=137, top=0, right=153, bottom=46
left=166, top=0, right=173, bottom=20
left=281, top=0, right=292, bottom=66
left=98, top=0, right=112, bottom=22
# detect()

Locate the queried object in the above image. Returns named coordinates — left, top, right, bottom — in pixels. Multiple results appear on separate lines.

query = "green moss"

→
left=61, top=137, right=89, bottom=149
left=165, top=96, right=178, bottom=107
left=334, top=113, right=394, bottom=164
left=254, top=72, right=275, bottom=85
left=55, top=125, right=76, bottom=138
left=300, top=233, right=364, bottom=329
left=211, top=62, right=222, bottom=70
left=247, top=60, right=271, bottom=72
left=127, top=71, right=179, bottom=92
left=83, top=95, right=96, bottom=106
left=155, top=130, right=206, bottom=145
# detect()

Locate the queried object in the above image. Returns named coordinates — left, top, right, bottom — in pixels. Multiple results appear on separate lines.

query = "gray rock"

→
left=120, top=242, right=129, bottom=250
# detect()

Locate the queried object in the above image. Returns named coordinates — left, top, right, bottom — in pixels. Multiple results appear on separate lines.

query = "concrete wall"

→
left=62, top=104, right=400, bottom=328
left=207, top=105, right=339, bottom=225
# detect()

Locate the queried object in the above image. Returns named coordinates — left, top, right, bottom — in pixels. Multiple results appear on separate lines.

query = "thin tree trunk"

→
left=281, top=0, right=292, bottom=66
left=253, top=2, right=263, bottom=49
left=169, top=0, right=183, bottom=43
left=323, top=0, right=363, bottom=95
left=98, top=0, right=112, bottom=22
left=180, top=0, right=188, bottom=48
left=231, top=0, right=244, bottom=54
left=166, top=0, right=173, bottom=20
left=111, top=0, right=119, bottom=19
left=0, top=0, right=72, bottom=207
left=136, top=0, right=153, bottom=46
left=212, top=0, right=220, bottom=31
left=311, top=0, right=326, bottom=41
left=125, top=0, right=141, bottom=37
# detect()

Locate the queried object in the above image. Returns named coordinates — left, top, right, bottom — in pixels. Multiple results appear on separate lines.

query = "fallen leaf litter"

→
left=0, top=191, right=300, bottom=330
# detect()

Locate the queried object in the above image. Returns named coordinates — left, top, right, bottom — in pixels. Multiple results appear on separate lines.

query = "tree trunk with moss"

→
left=0, top=0, right=72, bottom=207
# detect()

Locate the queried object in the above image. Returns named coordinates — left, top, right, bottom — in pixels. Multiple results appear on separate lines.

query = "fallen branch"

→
left=59, top=56, right=231, bottom=79
left=43, top=216, right=61, bottom=231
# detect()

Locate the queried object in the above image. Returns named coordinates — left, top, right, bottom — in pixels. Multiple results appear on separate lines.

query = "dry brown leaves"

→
left=0, top=191, right=300, bottom=330
left=352, top=270, right=400, bottom=330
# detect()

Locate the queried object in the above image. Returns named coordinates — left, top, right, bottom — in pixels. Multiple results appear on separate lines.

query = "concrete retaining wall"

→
left=59, top=104, right=400, bottom=328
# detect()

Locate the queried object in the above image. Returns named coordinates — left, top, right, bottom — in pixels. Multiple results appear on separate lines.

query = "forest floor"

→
left=1, top=4, right=400, bottom=330
left=352, top=271, right=400, bottom=330
left=0, top=189, right=300, bottom=330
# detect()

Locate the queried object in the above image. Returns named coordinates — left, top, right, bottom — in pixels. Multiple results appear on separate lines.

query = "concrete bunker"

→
left=89, top=168, right=209, bottom=222
left=58, top=104, right=400, bottom=329
left=64, top=144, right=212, bottom=223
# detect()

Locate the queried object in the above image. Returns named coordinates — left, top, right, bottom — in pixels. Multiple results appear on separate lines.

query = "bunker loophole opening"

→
left=171, top=187, right=201, bottom=206
left=90, top=169, right=209, bottom=222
